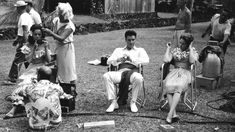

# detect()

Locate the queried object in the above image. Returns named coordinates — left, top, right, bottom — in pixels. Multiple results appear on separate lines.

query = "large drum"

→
left=202, top=52, right=221, bottom=78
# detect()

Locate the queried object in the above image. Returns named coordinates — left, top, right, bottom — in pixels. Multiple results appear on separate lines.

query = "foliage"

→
left=193, top=0, right=221, bottom=22
left=90, top=0, right=104, bottom=15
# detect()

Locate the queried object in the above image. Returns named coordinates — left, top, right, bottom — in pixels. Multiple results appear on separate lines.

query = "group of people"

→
left=3, top=0, right=77, bottom=130
left=2, top=0, right=233, bottom=130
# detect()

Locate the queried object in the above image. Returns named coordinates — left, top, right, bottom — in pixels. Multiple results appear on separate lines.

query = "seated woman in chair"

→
left=4, top=24, right=51, bottom=118
left=18, top=24, right=51, bottom=85
left=161, top=33, right=198, bottom=124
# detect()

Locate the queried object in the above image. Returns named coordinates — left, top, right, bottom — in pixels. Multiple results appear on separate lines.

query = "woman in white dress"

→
left=43, top=2, right=77, bottom=84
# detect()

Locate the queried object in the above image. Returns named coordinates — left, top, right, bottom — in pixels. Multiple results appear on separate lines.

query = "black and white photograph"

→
left=0, top=0, right=234, bottom=131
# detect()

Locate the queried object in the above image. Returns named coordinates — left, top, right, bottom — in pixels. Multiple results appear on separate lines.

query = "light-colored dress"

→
left=162, top=47, right=197, bottom=98
left=53, top=17, right=77, bottom=83
left=18, top=42, right=51, bottom=85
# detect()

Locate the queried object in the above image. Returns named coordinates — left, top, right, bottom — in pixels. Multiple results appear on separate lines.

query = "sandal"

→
left=172, top=116, right=180, bottom=123
left=2, top=80, right=16, bottom=85
left=165, top=118, right=172, bottom=124
left=3, top=112, right=14, bottom=119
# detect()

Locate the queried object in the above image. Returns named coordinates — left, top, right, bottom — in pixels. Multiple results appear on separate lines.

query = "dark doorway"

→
left=43, top=0, right=92, bottom=14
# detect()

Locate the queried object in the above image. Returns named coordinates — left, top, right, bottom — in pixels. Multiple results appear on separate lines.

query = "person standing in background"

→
left=4, top=0, right=33, bottom=85
left=202, top=9, right=232, bottom=54
left=25, top=0, right=42, bottom=25
left=173, top=0, right=192, bottom=47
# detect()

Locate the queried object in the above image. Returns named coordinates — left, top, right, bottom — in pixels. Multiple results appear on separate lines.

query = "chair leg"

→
left=184, top=98, right=197, bottom=111
left=160, top=100, right=168, bottom=109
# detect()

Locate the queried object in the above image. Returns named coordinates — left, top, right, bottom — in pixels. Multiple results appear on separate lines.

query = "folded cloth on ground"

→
left=87, top=59, right=101, bottom=65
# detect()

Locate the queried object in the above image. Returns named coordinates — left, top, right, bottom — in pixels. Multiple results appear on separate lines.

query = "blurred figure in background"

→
left=202, top=9, right=232, bottom=54
left=4, top=0, right=33, bottom=85
left=25, top=0, right=42, bottom=25
left=173, top=0, right=191, bottom=47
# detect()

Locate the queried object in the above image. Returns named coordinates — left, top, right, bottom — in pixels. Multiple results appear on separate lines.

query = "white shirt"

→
left=211, top=14, right=231, bottom=41
left=17, top=12, right=33, bottom=36
left=29, top=8, right=42, bottom=25
left=107, top=46, right=149, bottom=67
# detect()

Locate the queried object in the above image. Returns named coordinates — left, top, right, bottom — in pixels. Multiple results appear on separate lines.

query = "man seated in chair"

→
left=160, top=33, right=198, bottom=124
left=103, top=30, right=149, bottom=113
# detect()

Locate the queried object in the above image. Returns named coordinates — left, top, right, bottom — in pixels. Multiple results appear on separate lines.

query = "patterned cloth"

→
left=12, top=80, right=64, bottom=130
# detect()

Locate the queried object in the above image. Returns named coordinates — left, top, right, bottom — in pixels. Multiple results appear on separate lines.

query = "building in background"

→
left=43, top=0, right=155, bottom=15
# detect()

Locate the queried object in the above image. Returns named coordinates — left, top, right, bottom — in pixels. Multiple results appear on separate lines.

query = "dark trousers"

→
left=8, top=40, right=29, bottom=82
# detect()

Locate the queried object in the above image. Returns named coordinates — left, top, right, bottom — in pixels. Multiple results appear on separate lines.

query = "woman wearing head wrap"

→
left=43, top=2, right=77, bottom=84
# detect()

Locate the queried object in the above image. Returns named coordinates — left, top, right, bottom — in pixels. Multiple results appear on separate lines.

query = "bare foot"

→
left=4, top=107, right=16, bottom=119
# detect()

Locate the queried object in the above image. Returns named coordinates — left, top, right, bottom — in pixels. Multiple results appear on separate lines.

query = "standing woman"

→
left=43, top=2, right=77, bottom=84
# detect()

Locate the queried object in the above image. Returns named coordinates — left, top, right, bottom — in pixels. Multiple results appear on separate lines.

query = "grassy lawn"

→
left=0, top=23, right=235, bottom=132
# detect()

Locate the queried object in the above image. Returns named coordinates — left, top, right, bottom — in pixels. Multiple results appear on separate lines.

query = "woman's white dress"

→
left=53, top=17, right=77, bottom=83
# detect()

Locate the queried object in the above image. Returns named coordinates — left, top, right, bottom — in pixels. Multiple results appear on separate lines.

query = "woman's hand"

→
left=42, top=28, right=53, bottom=35
left=166, top=42, right=171, bottom=48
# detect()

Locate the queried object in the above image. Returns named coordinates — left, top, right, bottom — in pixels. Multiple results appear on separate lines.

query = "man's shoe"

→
left=106, top=100, right=119, bottom=113
left=130, top=101, right=138, bottom=113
